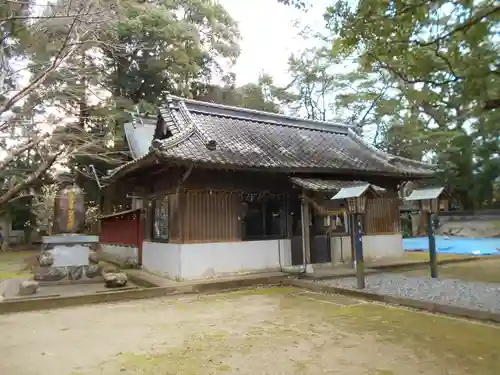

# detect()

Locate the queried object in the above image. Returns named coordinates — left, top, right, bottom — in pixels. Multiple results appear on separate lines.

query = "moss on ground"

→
left=97, top=287, right=500, bottom=375
left=294, top=294, right=500, bottom=374
left=391, top=251, right=472, bottom=263
left=0, top=251, right=36, bottom=280
left=220, top=286, right=299, bottom=296
left=402, top=257, right=500, bottom=284
left=115, top=332, right=233, bottom=375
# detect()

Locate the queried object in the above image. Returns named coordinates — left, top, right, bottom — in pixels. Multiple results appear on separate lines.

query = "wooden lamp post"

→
left=405, top=187, right=450, bottom=278
left=331, top=184, right=379, bottom=289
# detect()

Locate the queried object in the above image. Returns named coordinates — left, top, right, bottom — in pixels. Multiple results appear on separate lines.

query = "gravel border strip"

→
left=320, top=274, right=500, bottom=314
left=285, top=278, right=500, bottom=324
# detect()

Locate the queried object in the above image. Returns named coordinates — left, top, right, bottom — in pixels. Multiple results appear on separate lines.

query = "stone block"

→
left=103, top=272, right=128, bottom=288
left=89, top=250, right=99, bottom=264
left=18, top=280, right=39, bottom=296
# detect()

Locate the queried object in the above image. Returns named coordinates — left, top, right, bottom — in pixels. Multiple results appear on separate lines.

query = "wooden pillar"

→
left=349, top=214, right=355, bottom=265
left=144, top=198, right=153, bottom=242
left=136, top=210, right=143, bottom=266
left=177, top=190, right=186, bottom=244
left=427, top=212, right=438, bottom=278
left=285, top=193, right=292, bottom=238
left=300, top=195, right=312, bottom=266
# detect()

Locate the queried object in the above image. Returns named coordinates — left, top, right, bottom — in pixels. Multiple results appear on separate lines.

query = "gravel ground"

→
left=319, top=274, right=500, bottom=314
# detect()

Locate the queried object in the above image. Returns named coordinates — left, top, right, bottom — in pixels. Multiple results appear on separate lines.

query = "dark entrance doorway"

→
left=289, top=198, right=331, bottom=265
left=310, top=214, right=331, bottom=263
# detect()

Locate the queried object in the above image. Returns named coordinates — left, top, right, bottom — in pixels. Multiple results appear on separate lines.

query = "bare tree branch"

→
left=0, top=152, right=60, bottom=207
left=0, top=12, right=81, bottom=128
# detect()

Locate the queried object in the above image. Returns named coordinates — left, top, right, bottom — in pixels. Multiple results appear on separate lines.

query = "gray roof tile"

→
left=108, top=96, right=436, bottom=179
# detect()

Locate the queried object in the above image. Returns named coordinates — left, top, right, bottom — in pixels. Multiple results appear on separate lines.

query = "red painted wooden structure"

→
left=99, top=209, right=144, bottom=264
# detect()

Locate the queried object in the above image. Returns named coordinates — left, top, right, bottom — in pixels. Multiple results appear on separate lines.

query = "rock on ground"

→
left=39, top=251, right=54, bottom=266
left=18, top=280, right=39, bottom=296
left=0, top=279, right=25, bottom=298
left=103, top=272, right=127, bottom=288
left=88, top=250, right=99, bottom=264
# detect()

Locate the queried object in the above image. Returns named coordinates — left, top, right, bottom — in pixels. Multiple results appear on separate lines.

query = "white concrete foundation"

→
left=142, top=242, right=181, bottom=279
left=141, top=239, right=292, bottom=280
left=42, top=235, right=98, bottom=267
left=330, top=233, right=404, bottom=263
left=49, top=245, right=90, bottom=267
left=100, top=244, right=138, bottom=265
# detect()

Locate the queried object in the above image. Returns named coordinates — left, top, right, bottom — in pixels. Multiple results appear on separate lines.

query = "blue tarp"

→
left=403, top=236, right=500, bottom=256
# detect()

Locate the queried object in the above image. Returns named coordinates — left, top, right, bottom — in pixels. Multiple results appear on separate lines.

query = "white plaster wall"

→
left=179, top=239, right=292, bottom=280
left=100, top=244, right=138, bottom=264
left=330, top=234, right=403, bottom=262
left=363, top=234, right=404, bottom=259
left=142, top=241, right=181, bottom=279
left=330, top=236, right=353, bottom=264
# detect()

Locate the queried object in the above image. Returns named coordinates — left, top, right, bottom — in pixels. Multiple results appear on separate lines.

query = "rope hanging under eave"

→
left=300, top=194, right=330, bottom=216
left=301, top=194, right=349, bottom=235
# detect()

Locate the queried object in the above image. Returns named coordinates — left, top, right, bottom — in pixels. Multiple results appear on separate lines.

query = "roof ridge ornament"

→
left=178, top=100, right=217, bottom=151
left=153, top=126, right=196, bottom=150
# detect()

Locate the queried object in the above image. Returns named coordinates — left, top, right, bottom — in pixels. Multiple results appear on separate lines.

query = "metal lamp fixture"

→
left=430, top=198, right=439, bottom=214
left=346, top=197, right=357, bottom=213
left=420, top=198, right=439, bottom=214
left=346, top=195, right=367, bottom=214
left=420, top=199, right=431, bottom=213
left=331, top=184, right=377, bottom=290
left=406, top=187, right=449, bottom=279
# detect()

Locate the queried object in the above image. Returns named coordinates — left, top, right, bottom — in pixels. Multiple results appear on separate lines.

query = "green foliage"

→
left=195, top=74, right=292, bottom=113
left=314, top=0, right=500, bottom=208
left=99, top=0, right=240, bottom=106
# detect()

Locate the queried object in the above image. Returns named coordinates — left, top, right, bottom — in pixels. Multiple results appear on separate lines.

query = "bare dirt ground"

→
left=1, top=287, right=499, bottom=375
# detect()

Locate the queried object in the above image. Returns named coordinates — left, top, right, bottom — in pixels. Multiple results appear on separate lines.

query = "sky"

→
left=1, top=0, right=334, bottom=146
left=218, top=0, right=331, bottom=86
left=1, top=0, right=345, bottom=160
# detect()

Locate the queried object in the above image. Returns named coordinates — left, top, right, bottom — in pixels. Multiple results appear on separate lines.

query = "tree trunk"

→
left=1, top=217, right=11, bottom=252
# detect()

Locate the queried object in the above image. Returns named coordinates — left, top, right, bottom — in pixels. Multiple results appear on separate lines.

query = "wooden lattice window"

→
left=241, top=195, right=286, bottom=240
left=152, top=196, right=169, bottom=241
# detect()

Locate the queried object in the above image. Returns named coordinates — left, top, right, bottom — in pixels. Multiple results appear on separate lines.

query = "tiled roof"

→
left=107, top=96, right=435, bottom=180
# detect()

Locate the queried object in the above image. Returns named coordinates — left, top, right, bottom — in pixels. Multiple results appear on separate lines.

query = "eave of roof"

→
left=290, top=177, right=385, bottom=192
